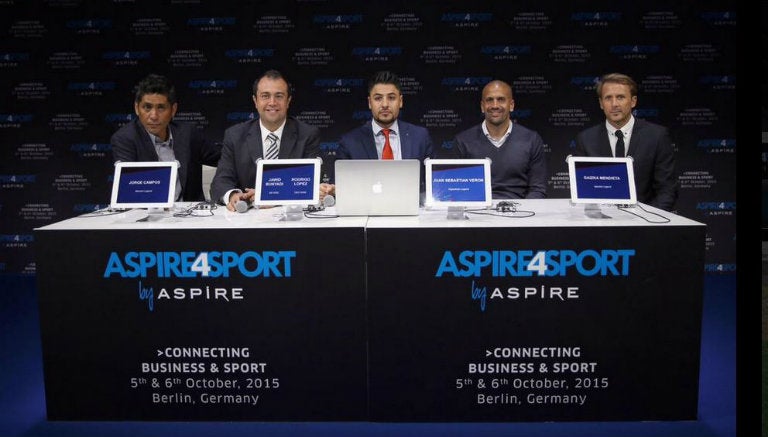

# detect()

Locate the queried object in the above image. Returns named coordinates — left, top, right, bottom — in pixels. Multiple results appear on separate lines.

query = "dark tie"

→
left=264, top=132, right=279, bottom=160
left=615, top=130, right=625, bottom=158
left=381, top=128, right=393, bottom=160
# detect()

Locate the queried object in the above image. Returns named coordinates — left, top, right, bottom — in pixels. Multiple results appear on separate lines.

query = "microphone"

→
left=322, top=194, right=335, bottom=208
left=496, top=201, right=518, bottom=212
left=235, top=200, right=250, bottom=213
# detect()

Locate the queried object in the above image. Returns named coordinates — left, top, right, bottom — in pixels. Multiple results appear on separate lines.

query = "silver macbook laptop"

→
left=334, top=159, right=420, bottom=216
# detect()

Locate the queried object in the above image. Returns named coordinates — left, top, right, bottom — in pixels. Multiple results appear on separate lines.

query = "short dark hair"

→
left=134, top=74, right=176, bottom=104
left=596, top=73, right=638, bottom=97
left=368, top=70, right=401, bottom=94
left=252, top=69, right=293, bottom=96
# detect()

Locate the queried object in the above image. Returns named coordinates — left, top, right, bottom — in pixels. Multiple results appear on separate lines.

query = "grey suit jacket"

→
left=574, top=118, right=678, bottom=211
left=210, top=117, right=321, bottom=204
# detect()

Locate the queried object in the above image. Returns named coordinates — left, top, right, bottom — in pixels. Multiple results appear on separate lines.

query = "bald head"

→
left=482, top=80, right=512, bottom=98
left=481, top=80, right=514, bottom=128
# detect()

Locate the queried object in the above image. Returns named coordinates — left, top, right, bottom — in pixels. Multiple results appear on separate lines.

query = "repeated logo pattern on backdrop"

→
left=0, top=1, right=737, bottom=275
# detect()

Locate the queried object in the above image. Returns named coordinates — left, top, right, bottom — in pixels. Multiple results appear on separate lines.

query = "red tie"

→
left=381, top=128, right=393, bottom=160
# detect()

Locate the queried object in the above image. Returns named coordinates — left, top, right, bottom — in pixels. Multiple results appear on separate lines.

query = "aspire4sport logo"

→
left=435, top=249, right=635, bottom=277
left=104, top=250, right=295, bottom=278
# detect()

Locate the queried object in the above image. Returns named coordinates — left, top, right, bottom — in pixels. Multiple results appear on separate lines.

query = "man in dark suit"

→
left=323, top=70, right=434, bottom=198
left=210, top=70, right=322, bottom=211
left=574, top=73, right=678, bottom=211
left=111, top=74, right=221, bottom=202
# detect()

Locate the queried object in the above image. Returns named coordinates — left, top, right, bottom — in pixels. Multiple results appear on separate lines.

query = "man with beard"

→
left=323, top=70, right=434, bottom=198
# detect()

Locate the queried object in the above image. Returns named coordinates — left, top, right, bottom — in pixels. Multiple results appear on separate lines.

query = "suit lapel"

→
left=170, top=123, right=189, bottom=190
left=134, top=120, right=160, bottom=160
left=279, top=119, right=297, bottom=158
left=626, top=119, right=645, bottom=156
left=600, top=128, right=613, bottom=156
left=359, top=124, right=375, bottom=159
left=398, top=122, right=411, bottom=159
left=246, top=121, right=263, bottom=163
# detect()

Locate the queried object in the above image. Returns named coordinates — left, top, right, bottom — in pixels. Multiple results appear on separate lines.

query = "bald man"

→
left=449, top=80, right=547, bottom=199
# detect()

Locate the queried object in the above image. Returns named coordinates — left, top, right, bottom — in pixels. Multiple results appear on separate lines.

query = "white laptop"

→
left=566, top=156, right=637, bottom=206
left=334, top=159, right=420, bottom=216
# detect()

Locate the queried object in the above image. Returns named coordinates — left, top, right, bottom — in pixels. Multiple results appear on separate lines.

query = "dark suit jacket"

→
left=110, top=119, right=221, bottom=201
left=336, top=120, right=434, bottom=191
left=337, top=120, right=434, bottom=161
left=210, top=117, right=321, bottom=204
left=574, top=118, right=678, bottom=211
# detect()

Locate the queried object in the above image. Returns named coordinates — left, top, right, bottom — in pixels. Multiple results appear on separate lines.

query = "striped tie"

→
left=264, top=132, right=279, bottom=160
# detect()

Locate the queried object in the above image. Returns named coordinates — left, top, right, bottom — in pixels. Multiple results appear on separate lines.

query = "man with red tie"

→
left=324, top=70, right=434, bottom=198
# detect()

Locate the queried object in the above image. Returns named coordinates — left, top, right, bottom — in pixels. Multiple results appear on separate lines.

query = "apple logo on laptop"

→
left=371, top=180, right=383, bottom=194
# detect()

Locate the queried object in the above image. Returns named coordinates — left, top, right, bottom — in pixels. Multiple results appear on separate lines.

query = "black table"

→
left=35, top=207, right=368, bottom=420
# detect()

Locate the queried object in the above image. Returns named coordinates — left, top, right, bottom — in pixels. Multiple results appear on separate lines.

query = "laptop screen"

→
left=567, top=156, right=637, bottom=205
left=253, top=158, right=321, bottom=207
left=333, top=159, right=420, bottom=216
left=424, top=158, right=492, bottom=209
left=110, top=161, right=178, bottom=210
